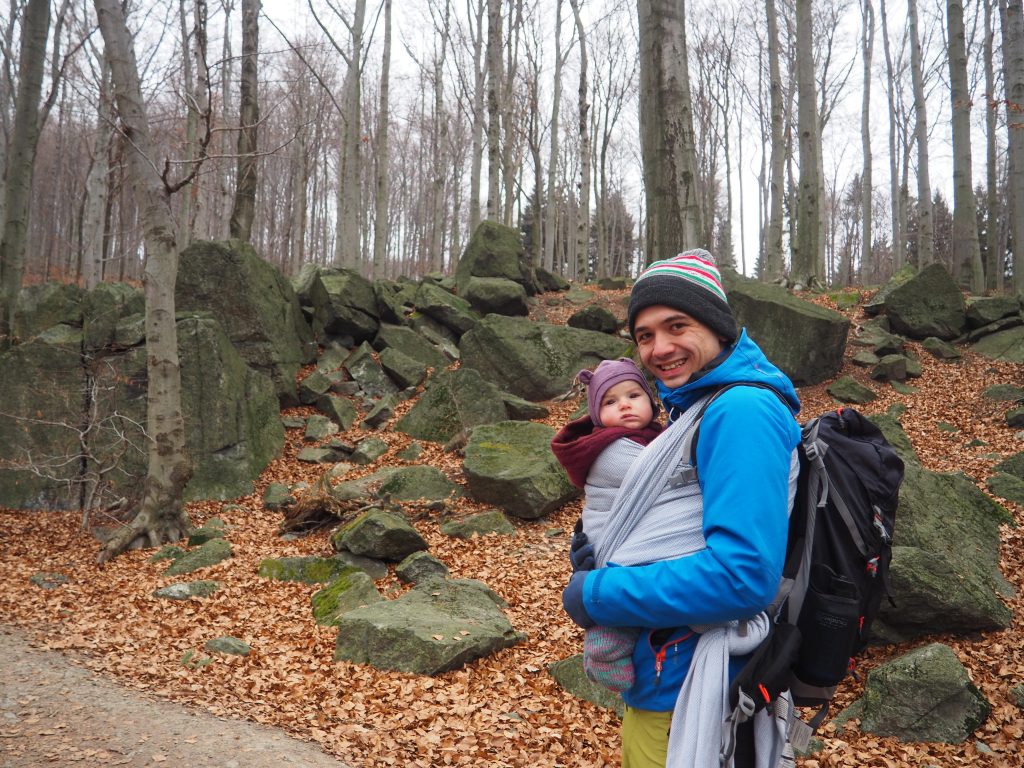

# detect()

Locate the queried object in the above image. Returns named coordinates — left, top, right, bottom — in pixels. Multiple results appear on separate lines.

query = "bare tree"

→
left=793, top=0, right=821, bottom=287
left=908, top=0, right=933, bottom=267
left=0, top=0, right=50, bottom=344
left=762, top=0, right=787, bottom=281
left=93, top=0, right=195, bottom=561
left=568, top=0, right=589, bottom=279
left=984, top=0, right=1003, bottom=290
left=371, top=0, right=392, bottom=278
left=229, top=0, right=259, bottom=242
left=1001, top=0, right=1024, bottom=292
left=879, top=0, right=905, bottom=271
left=946, top=0, right=983, bottom=290
left=860, top=0, right=874, bottom=285
left=485, top=0, right=501, bottom=221
left=638, top=0, right=705, bottom=264
left=544, top=0, right=565, bottom=272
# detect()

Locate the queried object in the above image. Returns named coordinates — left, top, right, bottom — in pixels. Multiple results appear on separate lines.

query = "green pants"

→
left=621, top=706, right=670, bottom=768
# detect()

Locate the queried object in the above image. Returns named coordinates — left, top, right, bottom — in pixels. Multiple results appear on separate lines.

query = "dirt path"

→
left=0, top=626, right=351, bottom=768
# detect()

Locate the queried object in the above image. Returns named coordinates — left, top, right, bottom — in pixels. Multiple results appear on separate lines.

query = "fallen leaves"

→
left=0, top=291, right=1022, bottom=768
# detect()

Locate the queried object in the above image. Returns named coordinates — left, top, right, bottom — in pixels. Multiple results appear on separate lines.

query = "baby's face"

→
left=598, top=381, right=654, bottom=429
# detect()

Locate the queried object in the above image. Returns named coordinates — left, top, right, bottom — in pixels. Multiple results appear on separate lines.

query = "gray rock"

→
left=922, top=337, right=962, bottom=360
left=597, top=276, right=629, bottom=290
left=373, top=279, right=418, bottom=325
left=459, top=314, right=632, bottom=401
left=463, top=276, right=530, bottom=316
left=986, top=472, right=1024, bottom=505
left=982, top=384, right=1024, bottom=402
left=375, top=465, right=460, bottom=502
left=996, top=452, right=1024, bottom=481
left=175, top=240, right=316, bottom=405
left=258, top=555, right=363, bottom=584
left=1007, top=406, right=1024, bottom=428
left=414, top=281, right=480, bottom=338
left=298, top=369, right=334, bottom=404
left=548, top=654, right=625, bottom=717
left=297, top=446, right=348, bottom=463
left=164, top=539, right=233, bottom=576
left=501, top=392, right=550, bottom=420
left=852, top=643, right=990, bottom=743
left=12, top=282, right=85, bottom=340
left=850, top=351, right=880, bottom=367
left=263, top=483, right=295, bottom=510
left=304, top=414, right=340, bottom=441
left=373, top=323, right=449, bottom=370
left=455, top=221, right=540, bottom=296
left=350, top=437, right=389, bottom=464
left=81, top=282, right=145, bottom=352
left=378, top=347, right=427, bottom=390
left=29, top=572, right=69, bottom=589
left=440, top=509, right=517, bottom=539
left=826, top=375, right=877, bottom=404
left=883, top=263, right=967, bottom=340
left=316, top=395, right=358, bottom=430
left=331, top=508, right=429, bottom=561
left=874, top=462, right=1014, bottom=642
left=722, top=272, right=850, bottom=386
left=316, top=343, right=349, bottom=373
left=311, top=568, right=382, bottom=625
left=958, top=314, right=1024, bottom=343
left=395, top=551, right=450, bottom=584
left=397, top=442, right=423, bottom=461
left=187, top=524, right=226, bottom=547
left=965, top=295, right=1022, bottom=328
left=463, top=421, right=579, bottom=519
left=152, top=580, right=220, bottom=600
left=361, top=394, right=397, bottom=430
left=396, top=368, right=510, bottom=444
left=344, top=342, right=399, bottom=399
left=333, top=579, right=525, bottom=675
left=205, top=636, right=251, bottom=656
left=567, top=305, right=620, bottom=333
left=535, top=267, right=571, bottom=292
left=408, top=312, right=462, bottom=359
left=309, top=267, right=380, bottom=343
left=870, top=353, right=908, bottom=382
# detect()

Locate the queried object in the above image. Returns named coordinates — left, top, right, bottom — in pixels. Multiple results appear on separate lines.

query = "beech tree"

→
left=762, top=0, right=787, bottom=281
left=637, top=0, right=705, bottom=264
left=860, top=0, right=874, bottom=286
left=907, top=0, right=933, bottom=267
left=229, top=0, right=258, bottom=242
left=984, top=0, right=1003, bottom=290
left=793, top=0, right=821, bottom=287
left=1002, top=0, right=1024, bottom=291
left=94, top=0, right=195, bottom=561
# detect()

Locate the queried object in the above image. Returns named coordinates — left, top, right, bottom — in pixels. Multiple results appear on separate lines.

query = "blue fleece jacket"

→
left=581, top=329, right=801, bottom=712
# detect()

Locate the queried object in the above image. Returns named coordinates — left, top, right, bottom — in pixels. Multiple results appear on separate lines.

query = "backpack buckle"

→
left=804, top=440, right=821, bottom=462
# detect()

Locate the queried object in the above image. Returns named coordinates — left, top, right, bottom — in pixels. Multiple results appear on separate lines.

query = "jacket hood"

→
left=654, top=328, right=801, bottom=416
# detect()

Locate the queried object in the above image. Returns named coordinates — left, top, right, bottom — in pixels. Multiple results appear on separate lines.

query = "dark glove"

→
left=570, top=519, right=595, bottom=573
left=562, top=571, right=596, bottom=629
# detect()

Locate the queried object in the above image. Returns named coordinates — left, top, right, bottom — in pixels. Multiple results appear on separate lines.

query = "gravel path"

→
left=0, top=626, right=351, bottom=768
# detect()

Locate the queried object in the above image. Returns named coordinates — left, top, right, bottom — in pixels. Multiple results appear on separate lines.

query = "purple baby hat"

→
left=577, top=358, right=658, bottom=427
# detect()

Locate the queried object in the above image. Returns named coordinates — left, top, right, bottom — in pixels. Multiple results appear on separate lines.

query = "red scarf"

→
left=550, top=415, right=663, bottom=488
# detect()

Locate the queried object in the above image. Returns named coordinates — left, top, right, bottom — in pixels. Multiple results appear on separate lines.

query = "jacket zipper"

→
left=651, top=630, right=696, bottom=686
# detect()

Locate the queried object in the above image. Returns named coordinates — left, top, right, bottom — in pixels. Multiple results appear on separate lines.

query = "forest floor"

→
left=1, top=286, right=1023, bottom=768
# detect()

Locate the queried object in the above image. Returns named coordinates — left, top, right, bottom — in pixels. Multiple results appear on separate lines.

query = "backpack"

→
left=685, top=383, right=905, bottom=751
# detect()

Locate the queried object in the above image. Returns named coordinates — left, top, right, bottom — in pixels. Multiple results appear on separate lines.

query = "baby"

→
left=550, top=358, right=662, bottom=691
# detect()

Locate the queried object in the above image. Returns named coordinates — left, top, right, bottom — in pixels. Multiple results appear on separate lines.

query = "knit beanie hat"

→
left=627, top=249, right=738, bottom=343
left=577, top=357, right=658, bottom=427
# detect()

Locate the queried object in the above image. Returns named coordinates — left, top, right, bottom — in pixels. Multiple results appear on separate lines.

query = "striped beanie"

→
left=627, top=249, right=737, bottom=343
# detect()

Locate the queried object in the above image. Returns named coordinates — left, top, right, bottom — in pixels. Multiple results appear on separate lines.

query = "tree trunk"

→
left=80, top=65, right=114, bottom=289
left=334, top=0, right=365, bottom=268
left=93, top=0, right=193, bottom=562
left=0, top=0, right=49, bottom=344
left=569, top=0, right=590, bottom=280
left=1002, top=0, right=1024, bottom=292
left=218, top=0, right=234, bottom=240
left=908, top=0, right=933, bottom=267
left=946, top=0, right=983, bottom=290
left=879, top=0, right=904, bottom=273
left=229, top=0, right=259, bottom=242
left=545, top=0, right=564, bottom=273
left=985, top=0, right=1004, bottom=290
left=372, top=0, right=392, bottom=278
left=793, top=0, right=820, bottom=288
left=860, top=0, right=874, bottom=285
left=468, top=0, right=486, bottom=234
left=637, top=0, right=704, bottom=266
left=764, top=0, right=786, bottom=281
left=485, top=0, right=502, bottom=222
left=430, top=0, right=450, bottom=273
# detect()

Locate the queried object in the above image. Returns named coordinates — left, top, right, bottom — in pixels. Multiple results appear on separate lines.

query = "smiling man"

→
left=560, top=249, right=803, bottom=768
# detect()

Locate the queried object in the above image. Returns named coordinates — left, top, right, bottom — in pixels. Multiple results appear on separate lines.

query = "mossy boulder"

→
left=258, top=555, right=362, bottom=584
left=440, top=509, right=517, bottom=539
left=331, top=508, right=429, bottom=561
left=153, top=580, right=220, bottom=600
left=311, top=568, right=382, bottom=625
left=164, top=539, right=233, bottom=576
left=882, top=263, right=967, bottom=340
left=455, top=221, right=540, bottom=297
left=826, top=375, right=877, bottom=404
left=396, top=368, right=510, bottom=444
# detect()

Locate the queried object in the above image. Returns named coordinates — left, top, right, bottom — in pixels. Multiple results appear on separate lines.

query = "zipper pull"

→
left=654, top=646, right=666, bottom=686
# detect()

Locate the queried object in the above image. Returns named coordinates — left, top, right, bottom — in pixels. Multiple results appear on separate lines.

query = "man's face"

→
left=633, top=305, right=725, bottom=388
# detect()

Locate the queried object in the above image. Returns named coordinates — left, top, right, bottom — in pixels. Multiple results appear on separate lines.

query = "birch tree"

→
left=93, top=0, right=193, bottom=561
left=637, top=0, right=705, bottom=264
left=907, top=0, right=933, bottom=267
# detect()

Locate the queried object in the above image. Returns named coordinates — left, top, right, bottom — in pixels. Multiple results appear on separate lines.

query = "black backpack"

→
left=686, top=383, right=905, bottom=746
